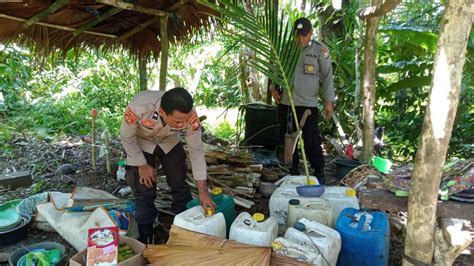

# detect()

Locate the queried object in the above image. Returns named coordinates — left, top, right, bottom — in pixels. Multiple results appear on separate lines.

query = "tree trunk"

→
left=360, top=0, right=381, bottom=163
left=403, top=1, right=473, bottom=264
left=138, top=57, right=147, bottom=91
left=159, top=14, right=169, bottom=91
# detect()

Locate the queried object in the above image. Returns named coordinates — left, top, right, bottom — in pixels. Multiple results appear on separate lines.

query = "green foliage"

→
left=212, top=121, right=236, bottom=141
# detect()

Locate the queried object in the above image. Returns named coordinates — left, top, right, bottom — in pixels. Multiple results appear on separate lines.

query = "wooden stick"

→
left=23, top=0, right=69, bottom=27
left=0, top=13, right=118, bottom=38
left=159, top=14, right=169, bottom=91
left=91, top=109, right=97, bottom=170
left=73, top=7, right=122, bottom=37
left=95, top=0, right=167, bottom=17
left=102, top=129, right=111, bottom=174
left=120, top=16, right=160, bottom=40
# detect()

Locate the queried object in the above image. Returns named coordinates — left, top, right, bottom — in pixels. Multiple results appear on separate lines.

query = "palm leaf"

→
left=199, top=0, right=313, bottom=179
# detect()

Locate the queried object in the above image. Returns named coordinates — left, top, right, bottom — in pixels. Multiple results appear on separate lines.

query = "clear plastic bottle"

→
left=116, top=160, right=126, bottom=181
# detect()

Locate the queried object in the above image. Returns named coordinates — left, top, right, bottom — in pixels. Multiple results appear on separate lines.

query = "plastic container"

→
left=288, top=199, right=334, bottom=228
left=284, top=219, right=341, bottom=266
left=321, top=186, right=359, bottom=220
left=229, top=212, right=278, bottom=247
left=272, top=237, right=320, bottom=265
left=269, top=187, right=315, bottom=235
left=116, top=160, right=126, bottom=181
left=9, top=241, right=65, bottom=266
left=173, top=206, right=226, bottom=238
left=278, top=175, right=320, bottom=188
left=335, top=208, right=389, bottom=266
left=372, top=156, right=392, bottom=174
left=334, top=159, right=361, bottom=180
left=186, top=187, right=236, bottom=235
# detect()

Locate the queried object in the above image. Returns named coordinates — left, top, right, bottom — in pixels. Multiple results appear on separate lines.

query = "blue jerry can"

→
left=335, top=207, right=390, bottom=266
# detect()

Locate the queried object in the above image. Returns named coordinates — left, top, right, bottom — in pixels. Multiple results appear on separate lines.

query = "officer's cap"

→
left=294, top=17, right=312, bottom=36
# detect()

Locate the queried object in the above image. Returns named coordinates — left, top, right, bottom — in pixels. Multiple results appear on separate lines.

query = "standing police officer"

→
left=271, top=17, right=335, bottom=184
left=120, top=87, right=215, bottom=243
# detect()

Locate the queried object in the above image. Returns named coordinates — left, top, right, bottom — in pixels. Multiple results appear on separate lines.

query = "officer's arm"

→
left=120, top=106, right=147, bottom=166
left=184, top=111, right=207, bottom=181
left=319, top=44, right=336, bottom=102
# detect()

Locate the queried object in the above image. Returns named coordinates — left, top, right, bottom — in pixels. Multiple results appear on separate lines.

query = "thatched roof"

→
left=0, top=0, right=217, bottom=59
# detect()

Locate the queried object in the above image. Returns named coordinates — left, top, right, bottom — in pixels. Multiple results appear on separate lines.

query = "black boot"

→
left=138, top=223, right=154, bottom=244
left=314, top=170, right=325, bottom=185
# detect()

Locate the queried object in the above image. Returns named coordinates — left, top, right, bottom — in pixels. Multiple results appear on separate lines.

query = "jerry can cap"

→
left=252, top=213, right=265, bottom=222
left=271, top=241, right=283, bottom=250
left=211, top=187, right=222, bottom=195
left=345, top=188, right=356, bottom=197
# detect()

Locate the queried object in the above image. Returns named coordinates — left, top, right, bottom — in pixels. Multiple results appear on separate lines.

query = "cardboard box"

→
left=70, top=236, right=146, bottom=266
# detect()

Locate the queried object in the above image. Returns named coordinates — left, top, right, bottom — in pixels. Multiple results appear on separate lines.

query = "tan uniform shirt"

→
left=120, top=90, right=207, bottom=181
left=280, top=40, right=335, bottom=107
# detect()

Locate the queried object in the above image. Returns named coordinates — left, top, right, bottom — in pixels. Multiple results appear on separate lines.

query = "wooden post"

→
left=102, top=129, right=111, bottom=174
left=139, top=57, right=148, bottom=91
left=159, top=14, right=169, bottom=91
left=403, top=1, right=473, bottom=264
left=23, top=0, right=68, bottom=27
left=90, top=109, right=98, bottom=170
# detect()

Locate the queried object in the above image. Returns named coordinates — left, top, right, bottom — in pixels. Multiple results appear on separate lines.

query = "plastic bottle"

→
left=116, top=160, right=126, bottom=181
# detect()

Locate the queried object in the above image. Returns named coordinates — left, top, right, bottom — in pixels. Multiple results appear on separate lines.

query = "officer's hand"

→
left=271, top=88, right=281, bottom=103
left=324, top=102, right=333, bottom=120
left=197, top=180, right=216, bottom=214
left=138, top=164, right=156, bottom=188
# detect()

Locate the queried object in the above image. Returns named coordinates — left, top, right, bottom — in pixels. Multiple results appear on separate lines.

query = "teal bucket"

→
left=186, top=188, right=236, bottom=236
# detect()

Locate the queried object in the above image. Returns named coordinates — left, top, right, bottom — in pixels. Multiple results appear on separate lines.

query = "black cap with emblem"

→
left=294, top=17, right=312, bottom=36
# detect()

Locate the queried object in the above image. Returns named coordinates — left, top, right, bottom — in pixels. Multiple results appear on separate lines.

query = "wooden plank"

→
left=159, top=14, right=169, bottom=91
left=0, top=171, right=32, bottom=189
left=23, top=0, right=69, bottom=27
left=359, top=189, right=474, bottom=220
left=73, top=7, right=122, bottom=37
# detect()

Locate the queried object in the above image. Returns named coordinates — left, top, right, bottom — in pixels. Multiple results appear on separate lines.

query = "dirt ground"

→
left=0, top=134, right=472, bottom=265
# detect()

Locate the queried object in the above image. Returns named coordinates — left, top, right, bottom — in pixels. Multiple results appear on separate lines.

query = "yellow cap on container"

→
left=252, top=213, right=265, bottom=222
left=211, top=187, right=222, bottom=195
left=206, top=207, right=214, bottom=216
left=345, top=188, right=356, bottom=197
left=308, top=179, right=317, bottom=185
left=271, top=241, right=283, bottom=250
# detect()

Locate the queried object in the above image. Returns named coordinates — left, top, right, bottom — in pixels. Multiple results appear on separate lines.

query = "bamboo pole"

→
left=95, top=0, right=167, bottom=17
left=119, top=17, right=161, bottom=40
left=23, top=0, right=69, bottom=27
left=0, top=14, right=118, bottom=38
left=159, top=14, right=169, bottom=91
left=139, top=57, right=148, bottom=91
left=73, top=7, right=122, bottom=37
left=102, top=129, right=111, bottom=174
left=90, top=109, right=97, bottom=170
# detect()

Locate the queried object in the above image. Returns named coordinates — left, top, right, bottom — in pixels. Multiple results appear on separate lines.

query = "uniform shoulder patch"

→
left=187, top=110, right=201, bottom=131
left=321, top=47, right=330, bottom=59
left=124, top=107, right=137, bottom=125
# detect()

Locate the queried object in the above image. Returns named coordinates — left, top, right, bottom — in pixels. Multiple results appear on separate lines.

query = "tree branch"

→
left=357, top=0, right=402, bottom=19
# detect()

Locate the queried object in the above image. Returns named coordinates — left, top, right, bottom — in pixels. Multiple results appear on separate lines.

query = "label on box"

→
left=87, top=226, right=119, bottom=266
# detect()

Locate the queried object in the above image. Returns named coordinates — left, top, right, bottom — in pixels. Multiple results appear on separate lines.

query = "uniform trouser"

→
left=125, top=143, right=192, bottom=243
left=278, top=105, right=325, bottom=177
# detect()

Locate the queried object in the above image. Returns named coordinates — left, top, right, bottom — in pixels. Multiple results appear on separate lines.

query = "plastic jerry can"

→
left=229, top=212, right=278, bottom=247
left=173, top=206, right=226, bottom=238
left=272, top=237, right=320, bottom=265
left=284, top=219, right=341, bottom=266
left=269, top=187, right=314, bottom=235
left=287, top=199, right=334, bottom=228
left=335, top=208, right=389, bottom=266
left=320, top=186, right=359, bottom=220
left=186, top=187, right=236, bottom=236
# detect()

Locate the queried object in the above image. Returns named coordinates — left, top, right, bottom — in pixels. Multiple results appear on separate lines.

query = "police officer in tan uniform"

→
left=120, top=87, right=214, bottom=243
left=272, top=17, right=335, bottom=184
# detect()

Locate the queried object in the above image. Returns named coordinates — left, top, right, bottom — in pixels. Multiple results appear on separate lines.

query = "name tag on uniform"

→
left=304, top=64, right=316, bottom=74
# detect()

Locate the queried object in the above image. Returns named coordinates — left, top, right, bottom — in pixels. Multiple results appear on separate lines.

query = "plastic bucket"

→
left=8, top=241, right=65, bottom=266
left=334, top=159, right=361, bottom=180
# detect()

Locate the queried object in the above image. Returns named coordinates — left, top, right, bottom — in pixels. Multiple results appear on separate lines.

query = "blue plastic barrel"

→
left=335, top=208, right=389, bottom=266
